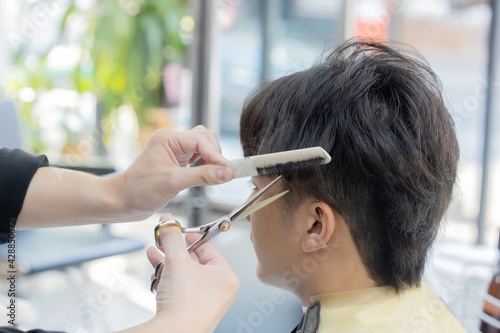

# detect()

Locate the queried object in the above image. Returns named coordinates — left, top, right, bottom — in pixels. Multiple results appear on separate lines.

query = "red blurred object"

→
left=356, top=0, right=391, bottom=42
left=217, top=0, right=239, bottom=30
left=163, top=63, right=182, bottom=106
left=481, top=232, right=500, bottom=333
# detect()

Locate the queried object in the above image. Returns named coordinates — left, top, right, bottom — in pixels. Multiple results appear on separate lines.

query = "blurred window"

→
left=217, top=0, right=262, bottom=137
left=385, top=0, right=493, bottom=244
left=216, top=0, right=344, bottom=137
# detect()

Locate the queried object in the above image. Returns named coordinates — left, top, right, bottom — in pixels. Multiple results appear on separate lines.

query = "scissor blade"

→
left=233, top=190, right=289, bottom=222
left=228, top=176, right=282, bottom=221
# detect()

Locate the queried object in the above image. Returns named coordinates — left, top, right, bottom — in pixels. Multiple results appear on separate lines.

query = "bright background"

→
left=0, top=0, right=499, bottom=332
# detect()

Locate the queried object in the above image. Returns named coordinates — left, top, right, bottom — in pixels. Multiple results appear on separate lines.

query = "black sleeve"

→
left=0, top=148, right=49, bottom=244
left=0, top=327, right=63, bottom=333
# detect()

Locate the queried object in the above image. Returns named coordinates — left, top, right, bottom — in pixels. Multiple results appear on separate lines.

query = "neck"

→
left=293, top=223, right=376, bottom=306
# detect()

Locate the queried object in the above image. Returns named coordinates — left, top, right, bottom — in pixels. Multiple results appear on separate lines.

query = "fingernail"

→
left=217, top=167, right=233, bottom=182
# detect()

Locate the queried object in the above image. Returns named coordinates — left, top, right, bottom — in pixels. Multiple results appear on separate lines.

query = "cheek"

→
left=253, top=219, right=291, bottom=261
left=250, top=208, right=268, bottom=229
left=250, top=214, right=276, bottom=257
left=250, top=213, right=268, bottom=244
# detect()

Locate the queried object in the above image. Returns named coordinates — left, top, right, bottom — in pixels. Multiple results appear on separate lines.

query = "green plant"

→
left=72, top=0, right=190, bottom=124
left=9, top=0, right=190, bottom=153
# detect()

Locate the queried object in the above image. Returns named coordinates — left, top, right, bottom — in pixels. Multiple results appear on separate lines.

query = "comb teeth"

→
left=215, top=147, right=331, bottom=179
left=216, top=157, right=258, bottom=178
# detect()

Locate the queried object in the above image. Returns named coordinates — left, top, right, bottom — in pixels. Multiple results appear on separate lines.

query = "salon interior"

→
left=0, top=0, right=499, bottom=332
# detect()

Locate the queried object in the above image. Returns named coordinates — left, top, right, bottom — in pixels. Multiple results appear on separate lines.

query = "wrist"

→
left=114, top=315, right=175, bottom=333
left=98, top=173, right=136, bottom=221
left=149, top=312, right=213, bottom=333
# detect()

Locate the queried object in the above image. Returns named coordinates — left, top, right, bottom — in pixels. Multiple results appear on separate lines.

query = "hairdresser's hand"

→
left=108, top=126, right=234, bottom=221
left=146, top=213, right=239, bottom=333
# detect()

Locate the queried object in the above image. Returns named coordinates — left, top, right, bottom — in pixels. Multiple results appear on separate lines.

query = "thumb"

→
left=158, top=224, right=186, bottom=259
left=179, top=165, right=234, bottom=188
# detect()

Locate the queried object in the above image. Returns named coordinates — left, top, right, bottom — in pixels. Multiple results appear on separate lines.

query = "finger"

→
left=157, top=214, right=187, bottom=260
left=191, top=126, right=222, bottom=155
left=189, top=251, right=201, bottom=264
left=158, top=129, right=223, bottom=165
left=185, top=234, right=228, bottom=265
left=179, top=131, right=226, bottom=164
left=174, top=164, right=234, bottom=188
left=188, top=153, right=201, bottom=165
left=185, top=233, right=203, bottom=263
left=191, top=125, right=206, bottom=131
left=185, top=233, right=203, bottom=245
left=147, top=246, right=164, bottom=268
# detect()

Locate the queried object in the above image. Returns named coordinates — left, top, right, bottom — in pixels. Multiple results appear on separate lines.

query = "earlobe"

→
left=302, top=236, right=320, bottom=252
left=300, top=203, right=335, bottom=253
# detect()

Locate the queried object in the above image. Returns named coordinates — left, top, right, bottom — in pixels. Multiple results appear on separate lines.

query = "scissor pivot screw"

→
left=219, top=221, right=231, bottom=232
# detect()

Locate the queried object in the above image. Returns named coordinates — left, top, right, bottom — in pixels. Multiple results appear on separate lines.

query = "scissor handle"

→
left=154, top=219, right=183, bottom=249
left=150, top=260, right=164, bottom=292
left=151, top=217, right=231, bottom=293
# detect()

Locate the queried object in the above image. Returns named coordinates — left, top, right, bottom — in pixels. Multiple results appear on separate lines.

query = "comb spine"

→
left=248, top=147, right=330, bottom=169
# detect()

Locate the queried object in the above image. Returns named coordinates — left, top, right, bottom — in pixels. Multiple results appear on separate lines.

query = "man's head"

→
left=240, top=40, right=459, bottom=292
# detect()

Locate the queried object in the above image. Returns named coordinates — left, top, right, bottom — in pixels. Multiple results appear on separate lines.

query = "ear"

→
left=301, top=202, right=335, bottom=253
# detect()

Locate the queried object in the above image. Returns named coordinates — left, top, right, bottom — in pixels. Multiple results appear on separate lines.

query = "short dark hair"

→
left=240, top=40, right=459, bottom=292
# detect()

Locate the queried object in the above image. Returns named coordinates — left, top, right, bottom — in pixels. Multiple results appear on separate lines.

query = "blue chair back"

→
left=0, top=101, right=23, bottom=149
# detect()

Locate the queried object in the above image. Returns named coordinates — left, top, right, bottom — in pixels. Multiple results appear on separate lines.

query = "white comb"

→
left=216, top=147, right=331, bottom=179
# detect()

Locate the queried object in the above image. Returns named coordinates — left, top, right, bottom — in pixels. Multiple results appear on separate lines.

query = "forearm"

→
left=116, top=318, right=166, bottom=333
left=16, top=167, right=133, bottom=229
left=117, top=314, right=216, bottom=333
left=13, top=127, right=234, bottom=230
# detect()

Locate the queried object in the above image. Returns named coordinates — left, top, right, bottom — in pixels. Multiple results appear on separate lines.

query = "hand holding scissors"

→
left=150, top=176, right=287, bottom=292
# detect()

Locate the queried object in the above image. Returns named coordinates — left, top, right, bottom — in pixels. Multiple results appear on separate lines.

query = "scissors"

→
left=150, top=175, right=288, bottom=293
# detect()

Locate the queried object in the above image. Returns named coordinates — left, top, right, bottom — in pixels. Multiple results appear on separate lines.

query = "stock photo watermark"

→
left=409, top=297, right=448, bottom=332
left=450, top=79, right=500, bottom=128
left=236, top=288, right=289, bottom=333
left=236, top=247, right=333, bottom=333
left=8, top=0, right=70, bottom=51
left=64, top=269, right=129, bottom=333
left=5, top=219, right=17, bottom=326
